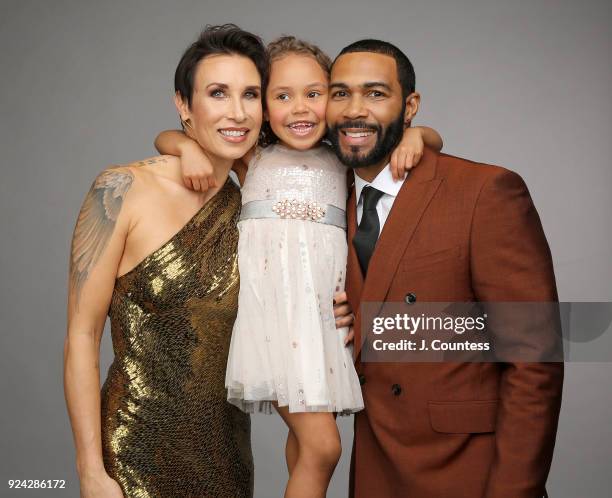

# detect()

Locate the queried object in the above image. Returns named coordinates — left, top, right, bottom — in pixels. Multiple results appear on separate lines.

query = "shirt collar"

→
left=354, top=163, right=406, bottom=204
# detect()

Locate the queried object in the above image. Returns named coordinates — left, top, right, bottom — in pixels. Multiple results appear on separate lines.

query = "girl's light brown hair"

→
left=266, top=35, right=331, bottom=76
left=259, top=36, right=332, bottom=147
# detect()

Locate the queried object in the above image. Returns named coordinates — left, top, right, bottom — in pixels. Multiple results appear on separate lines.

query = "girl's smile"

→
left=286, top=120, right=318, bottom=137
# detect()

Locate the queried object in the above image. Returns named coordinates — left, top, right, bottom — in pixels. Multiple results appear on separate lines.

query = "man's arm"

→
left=470, top=168, right=563, bottom=498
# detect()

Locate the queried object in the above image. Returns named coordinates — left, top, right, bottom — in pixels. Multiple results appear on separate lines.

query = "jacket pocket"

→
left=428, top=399, right=498, bottom=434
left=401, top=245, right=461, bottom=272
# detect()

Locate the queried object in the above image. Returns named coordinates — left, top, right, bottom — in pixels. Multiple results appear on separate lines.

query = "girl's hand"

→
left=80, top=471, right=124, bottom=498
left=389, top=127, right=426, bottom=181
left=333, top=291, right=355, bottom=345
left=179, top=140, right=217, bottom=192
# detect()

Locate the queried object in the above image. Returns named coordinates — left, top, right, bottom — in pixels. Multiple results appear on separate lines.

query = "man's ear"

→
left=403, top=91, right=420, bottom=126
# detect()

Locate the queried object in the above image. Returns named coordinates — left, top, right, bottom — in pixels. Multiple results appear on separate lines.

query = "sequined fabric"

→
left=226, top=144, right=364, bottom=415
left=101, top=179, right=253, bottom=498
left=240, top=143, right=348, bottom=207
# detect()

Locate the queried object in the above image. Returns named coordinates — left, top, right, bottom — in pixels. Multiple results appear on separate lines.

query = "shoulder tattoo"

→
left=70, top=169, right=134, bottom=301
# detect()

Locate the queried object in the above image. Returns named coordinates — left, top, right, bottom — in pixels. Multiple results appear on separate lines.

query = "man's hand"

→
left=333, top=291, right=355, bottom=345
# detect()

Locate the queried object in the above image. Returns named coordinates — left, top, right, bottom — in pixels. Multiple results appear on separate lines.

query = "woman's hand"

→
left=389, top=126, right=443, bottom=181
left=80, top=470, right=124, bottom=498
left=333, top=291, right=355, bottom=345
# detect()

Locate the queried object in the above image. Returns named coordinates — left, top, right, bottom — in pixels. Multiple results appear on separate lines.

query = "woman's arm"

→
left=390, top=126, right=444, bottom=180
left=64, top=167, right=133, bottom=497
left=154, top=129, right=253, bottom=189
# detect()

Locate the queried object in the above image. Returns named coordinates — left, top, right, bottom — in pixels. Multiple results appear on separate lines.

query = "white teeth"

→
left=346, top=131, right=373, bottom=138
left=219, top=129, right=246, bottom=137
left=289, top=123, right=314, bottom=129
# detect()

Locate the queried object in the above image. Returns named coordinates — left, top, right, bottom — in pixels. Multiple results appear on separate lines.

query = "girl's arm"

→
left=154, top=130, right=254, bottom=190
left=64, top=167, right=133, bottom=498
left=154, top=130, right=216, bottom=191
left=390, top=126, right=444, bottom=181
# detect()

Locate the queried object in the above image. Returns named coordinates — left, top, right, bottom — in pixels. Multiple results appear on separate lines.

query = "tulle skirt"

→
left=225, top=218, right=364, bottom=414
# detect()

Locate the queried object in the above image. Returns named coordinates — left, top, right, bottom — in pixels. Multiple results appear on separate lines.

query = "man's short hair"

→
left=335, top=39, right=415, bottom=98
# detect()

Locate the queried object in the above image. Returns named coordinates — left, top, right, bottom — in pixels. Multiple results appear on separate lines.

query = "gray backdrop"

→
left=1, top=0, right=610, bottom=496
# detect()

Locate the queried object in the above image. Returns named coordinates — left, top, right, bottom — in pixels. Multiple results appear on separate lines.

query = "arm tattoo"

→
left=136, top=156, right=168, bottom=167
left=70, top=169, right=134, bottom=303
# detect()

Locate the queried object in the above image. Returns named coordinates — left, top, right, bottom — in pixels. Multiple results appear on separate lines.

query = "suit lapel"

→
left=352, top=148, right=443, bottom=359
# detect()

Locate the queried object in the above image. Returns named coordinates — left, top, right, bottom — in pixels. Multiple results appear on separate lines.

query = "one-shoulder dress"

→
left=100, top=179, right=253, bottom=498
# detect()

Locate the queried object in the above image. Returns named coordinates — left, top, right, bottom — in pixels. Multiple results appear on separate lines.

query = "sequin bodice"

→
left=240, top=143, right=348, bottom=209
left=100, top=179, right=253, bottom=497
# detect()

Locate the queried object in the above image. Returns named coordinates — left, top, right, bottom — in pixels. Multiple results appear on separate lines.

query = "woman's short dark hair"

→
left=174, top=24, right=268, bottom=107
left=336, top=39, right=415, bottom=99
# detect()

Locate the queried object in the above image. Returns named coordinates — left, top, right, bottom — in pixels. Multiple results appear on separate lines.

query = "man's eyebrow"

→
left=328, top=81, right=392, bottom=91
left=362, top=81, right=392, bottom=91
left=329, top=82, right=349, bottom=89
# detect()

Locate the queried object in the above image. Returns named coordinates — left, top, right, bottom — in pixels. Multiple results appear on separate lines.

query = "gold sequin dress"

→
left=101, top=179, right=253, bottom=498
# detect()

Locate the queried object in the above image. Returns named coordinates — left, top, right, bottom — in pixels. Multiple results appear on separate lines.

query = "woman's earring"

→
left=181, top=117, right=194, bottom=132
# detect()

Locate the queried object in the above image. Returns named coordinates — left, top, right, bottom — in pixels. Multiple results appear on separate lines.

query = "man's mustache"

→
left=333, top=121, right=381, bottom=133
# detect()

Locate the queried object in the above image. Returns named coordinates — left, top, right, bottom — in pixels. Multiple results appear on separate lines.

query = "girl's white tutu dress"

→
left=225, top=143, right=364, bottom=414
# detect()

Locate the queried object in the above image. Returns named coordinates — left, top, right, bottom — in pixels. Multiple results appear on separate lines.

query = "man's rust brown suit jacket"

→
left=346, top=147, right=563, bottom=498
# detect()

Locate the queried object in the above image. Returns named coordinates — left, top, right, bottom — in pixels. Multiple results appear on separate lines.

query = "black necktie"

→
left=353, top=186, right=384, bottom=275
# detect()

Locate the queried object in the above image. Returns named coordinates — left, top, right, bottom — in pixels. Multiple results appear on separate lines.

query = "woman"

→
left=64, top=25, right=267, bottom=497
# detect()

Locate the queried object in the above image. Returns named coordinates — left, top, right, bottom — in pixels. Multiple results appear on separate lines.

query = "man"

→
left=326, top=40, right=563, bottom=498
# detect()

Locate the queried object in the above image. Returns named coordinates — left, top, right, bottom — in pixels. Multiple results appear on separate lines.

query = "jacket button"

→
left=404, top=292, right=417, bottom=304
left=391, top=383, right=402, bottom=396
left=359, top=374, right=366, bottom=386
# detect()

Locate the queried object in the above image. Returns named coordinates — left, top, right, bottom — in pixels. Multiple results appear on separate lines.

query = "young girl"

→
left=156, top=36, right=443, bottom=498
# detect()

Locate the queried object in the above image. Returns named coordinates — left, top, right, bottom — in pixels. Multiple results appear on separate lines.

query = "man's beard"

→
left=328, top=109, right=406, bottom=169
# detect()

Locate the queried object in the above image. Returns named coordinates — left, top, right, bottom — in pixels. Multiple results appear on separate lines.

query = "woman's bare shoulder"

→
left=86, top=165, right=135, bottom=203
left=85, top=155, right=177, bottom=216
left=119, top=155, right=179, bottom=178
left=105, top=155, right=179, bottom=191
